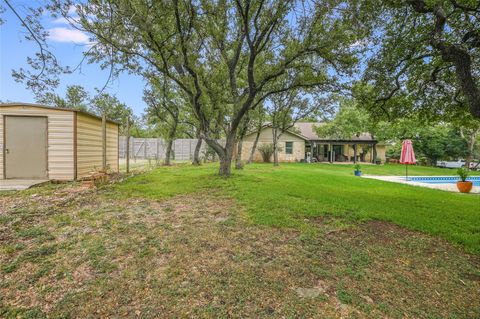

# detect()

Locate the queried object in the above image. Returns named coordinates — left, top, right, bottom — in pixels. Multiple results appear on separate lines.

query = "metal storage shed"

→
left=0, top=103, right=119, bottom=181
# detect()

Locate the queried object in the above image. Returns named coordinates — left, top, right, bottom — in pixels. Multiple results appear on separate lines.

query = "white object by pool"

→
left=362, top=175, right=480, bottom=193
left=436, top=160, right=465, bottom=169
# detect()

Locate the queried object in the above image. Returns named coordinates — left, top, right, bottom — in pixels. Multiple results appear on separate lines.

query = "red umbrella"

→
left=400, top=139, right=416, bottom=180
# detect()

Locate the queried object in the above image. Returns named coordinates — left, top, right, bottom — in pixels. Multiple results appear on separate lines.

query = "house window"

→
left=285, top=142, right=293, bottom=154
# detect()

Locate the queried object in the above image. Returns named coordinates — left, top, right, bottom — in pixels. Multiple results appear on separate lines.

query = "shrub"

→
left=258, top=144, right=275, bottom=163
left=418, top=156, right=428, bottom=166
left=354, top=164, right=361, bottom=171
left=457, top=167, right=470, bottom=182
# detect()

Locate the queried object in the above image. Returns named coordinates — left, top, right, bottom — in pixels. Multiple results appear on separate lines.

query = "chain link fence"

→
left=119, top=137, right=209, bottom=161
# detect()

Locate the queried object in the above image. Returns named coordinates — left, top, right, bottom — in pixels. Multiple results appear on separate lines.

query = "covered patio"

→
left=306, top=140, right=378, bottom=163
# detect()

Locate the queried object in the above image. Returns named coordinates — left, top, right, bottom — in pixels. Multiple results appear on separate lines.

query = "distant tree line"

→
left=318, top=97, right=480, bottom=167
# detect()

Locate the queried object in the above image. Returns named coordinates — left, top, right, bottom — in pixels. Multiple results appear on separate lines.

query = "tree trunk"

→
left=465, top=134, right=476, bottom=169
left=220, top=134, right=236, bottom=176
left=461, top=128, right=479, bottom=169
left=273, top=146, right=279, bottom=166
left=235, top=139, right=244, bottom=169
left=219, top=157, right=232, bottom=175
left=164, top=140, right=173, bottom=166
left=192, top=137, right=202, bottom=166
left=272, top=127, right=279, bottom=167
left=204, top=134, right=235, bottom=176
left=219, top=150, right=233, bottom=176
left=164, top=121, right=177, bottom=166
left=247, top=128, right=261, bottom=164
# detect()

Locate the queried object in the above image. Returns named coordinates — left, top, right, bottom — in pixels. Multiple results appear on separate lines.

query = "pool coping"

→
left=361, top=175, right=480, bottom=194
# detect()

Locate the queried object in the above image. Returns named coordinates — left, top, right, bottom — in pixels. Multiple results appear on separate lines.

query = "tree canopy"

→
left=358, top=0, right=480, bottom=120
left=5, top=0, right=479, bottom=172
left=316, top=98, right=372, bottom=140
left=36, top=85, right=89, bottom=111
left=10, top=0, right=366, bottom=175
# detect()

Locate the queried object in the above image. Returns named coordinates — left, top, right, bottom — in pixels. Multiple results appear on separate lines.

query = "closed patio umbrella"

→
left=400, top=139, right=416, bottom=180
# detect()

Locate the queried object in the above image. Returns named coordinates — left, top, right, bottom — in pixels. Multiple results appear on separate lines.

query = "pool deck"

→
left=362, top=175, right=480, bottom=194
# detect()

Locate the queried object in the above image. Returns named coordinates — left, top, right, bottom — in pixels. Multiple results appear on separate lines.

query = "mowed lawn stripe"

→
left=115, top=163, right=480, bottom=253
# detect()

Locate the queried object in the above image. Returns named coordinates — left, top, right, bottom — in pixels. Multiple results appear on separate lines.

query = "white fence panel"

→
left=119, top=137, right=208, bottom=161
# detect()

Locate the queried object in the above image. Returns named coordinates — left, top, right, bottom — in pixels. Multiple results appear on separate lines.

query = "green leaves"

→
left=360, top=0, right=480, bottom=120
left=316, top=97, right=372, bottom=140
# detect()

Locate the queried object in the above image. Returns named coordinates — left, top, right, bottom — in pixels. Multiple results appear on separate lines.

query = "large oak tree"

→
left=40, top=0, right=363, bottom=175
left=7, top=0, right=364, bottom=175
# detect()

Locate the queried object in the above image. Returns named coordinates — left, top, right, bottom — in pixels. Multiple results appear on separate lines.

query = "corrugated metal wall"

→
left=76, top=113, right=118, bottom=178
left=0, top=105, right=75, bottom=180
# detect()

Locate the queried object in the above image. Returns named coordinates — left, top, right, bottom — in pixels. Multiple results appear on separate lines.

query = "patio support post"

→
left=353, top=144, right=357, bottom=164
left=329, top=143, right=333, bottom=163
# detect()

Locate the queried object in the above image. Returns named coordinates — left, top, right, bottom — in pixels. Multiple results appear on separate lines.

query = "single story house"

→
left=242, top=122, right=386, bottom=163
left=0, top=103, right=119, bottom=181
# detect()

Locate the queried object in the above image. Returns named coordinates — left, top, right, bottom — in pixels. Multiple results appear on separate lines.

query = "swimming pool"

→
left=409, top=176, right=480, bottom=187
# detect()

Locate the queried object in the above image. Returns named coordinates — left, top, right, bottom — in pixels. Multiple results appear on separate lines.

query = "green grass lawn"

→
left=1, top=163, right=479, bottom=317
left=114, top=163, right=480, bottom=253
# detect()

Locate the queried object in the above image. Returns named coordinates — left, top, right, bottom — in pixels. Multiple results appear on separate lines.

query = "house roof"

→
left=0, top=103, right=120, bottom=125
left=245, top=122, right=377, bottom=143
left=293, top=122, right=376, bottom=142
left=254, top=123, right=310, bottom=140
left=293, top=122, right=320, bottom=140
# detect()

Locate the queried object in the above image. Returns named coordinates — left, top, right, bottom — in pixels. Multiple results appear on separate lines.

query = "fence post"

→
left=126, top=118, right=130, bottom=173
left=144, top=138, right=147, bottom=159
left=189, top=139, right=193, bottom=160
left=156, top=138, right=160, bottom=164
left=133, top=138, right=136, bottom=163
left=102, top=114, right=107, bottom=171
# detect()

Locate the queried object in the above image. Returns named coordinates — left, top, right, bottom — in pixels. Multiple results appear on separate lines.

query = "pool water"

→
left=409, top=176, right=480, bottom=187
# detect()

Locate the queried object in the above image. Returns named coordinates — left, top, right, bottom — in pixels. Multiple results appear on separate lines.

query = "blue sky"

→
left=0, top=1, right=147, bottom=115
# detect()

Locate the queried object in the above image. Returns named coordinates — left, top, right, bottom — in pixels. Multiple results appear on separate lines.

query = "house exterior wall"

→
left=242, top=128, right=305, bottom=162
left=0, top=105, right=75, bottom=180
left=76, top=113, right=119, bottom=178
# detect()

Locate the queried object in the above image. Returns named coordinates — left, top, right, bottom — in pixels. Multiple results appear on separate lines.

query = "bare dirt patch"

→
left=1, top=187, right=479, bottom=318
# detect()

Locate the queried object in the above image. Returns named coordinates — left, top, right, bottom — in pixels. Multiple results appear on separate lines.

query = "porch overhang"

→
left=307, top=139, right=378, bottom=145
left=306, top=140, right=379, bottom=164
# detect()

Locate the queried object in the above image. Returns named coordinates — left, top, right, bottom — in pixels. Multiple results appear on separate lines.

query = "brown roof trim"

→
left=244, top=124, right=379, bottom=143
left=309, top=139, right=378, bottom=143
left=0, top=102, right=120, bottom=125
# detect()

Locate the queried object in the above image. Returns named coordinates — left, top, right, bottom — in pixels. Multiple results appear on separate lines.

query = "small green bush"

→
left=258, top=144, right=275, bottom=163
left=457, top=167, right=470, bottom=182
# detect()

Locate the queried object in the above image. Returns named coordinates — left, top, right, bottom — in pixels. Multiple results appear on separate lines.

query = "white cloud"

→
left=47, top=27, right=90, bottom=44
left=51, top=17, right=70, bottom=25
